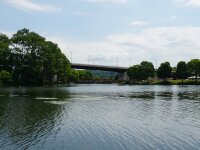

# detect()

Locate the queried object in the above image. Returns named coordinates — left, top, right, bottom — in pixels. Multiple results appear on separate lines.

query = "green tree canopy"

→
left=176, top=61, right=188, bottom=84
left=78, top=70, right=93, bottom=81
left=0, top=34, right=11, bottom=71
left=127, top=65, right=143, bottom=81
left=187, top=59, right=200, bottom=84
left=70, top=70, right=79, bottom=82
left=157, top=62, right=172, bottom=80
left=140, top=61, right=155, bottom=80
left=11, top=28, right=46, bottom=84
left=0, top=70, right=12, bottom=86
left=0, top=28, right=71, bottom=85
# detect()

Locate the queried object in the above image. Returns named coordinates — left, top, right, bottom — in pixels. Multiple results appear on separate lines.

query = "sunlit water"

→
left=0, top=84, right=200, bottom=150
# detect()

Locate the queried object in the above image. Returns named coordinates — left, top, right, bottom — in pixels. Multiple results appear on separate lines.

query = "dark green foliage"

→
left=176, top=61, right=188, bottom=84
left=70, top=70, right=79, bottom=82
left=0, top=28, right=71, bottom=85
left=0, top=70, right=12, bottom=86
left=88, top=70, right=116, bottom=79
left=127, top=65, right=143, bottom=81
left=78, top=70, right=93, bottom=81
left=140, top=61, right=155, bottom=80
left=0, top=34, right=11, bottom=72
left=69, top=70, right=94, bottom=82
left=157, top=62, right=172, bottom=80
left=176, top=80, right=200, bottom=85
left=187, top=59, right=200, bottom=84
left=155, top=80, right=172, bottom=85
left=127, top=61, right=155, bottom=81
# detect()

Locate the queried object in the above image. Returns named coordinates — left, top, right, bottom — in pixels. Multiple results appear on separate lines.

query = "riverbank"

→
left=1, top=80, right=200, bottom=87
left=124, top=79, right=200, bottom=85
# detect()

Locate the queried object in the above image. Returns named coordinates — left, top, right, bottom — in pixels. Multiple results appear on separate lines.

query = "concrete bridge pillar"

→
left=118, top=72, right=129, bottom=81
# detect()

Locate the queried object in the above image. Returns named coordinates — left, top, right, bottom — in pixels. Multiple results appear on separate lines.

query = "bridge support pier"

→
left=118, top=72, right=129, bottom=81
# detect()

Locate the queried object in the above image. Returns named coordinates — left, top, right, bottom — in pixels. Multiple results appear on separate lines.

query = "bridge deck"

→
left=71, top=63, right=128, bottom=73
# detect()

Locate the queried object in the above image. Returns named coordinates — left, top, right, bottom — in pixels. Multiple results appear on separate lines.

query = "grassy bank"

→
left=124, top=80, right=200, bottom=85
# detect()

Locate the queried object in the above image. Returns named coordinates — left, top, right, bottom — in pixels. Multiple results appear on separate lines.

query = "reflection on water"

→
left=178, top=91, right=200, bottom=101
left=0, top=88, right=70, bottom=150
left=130, top=92, right=155, bottom=99
left=35, top=97, right=58, bottom=100
left=157, top=92, right=173, bottom=98
left=0, top=85, right=200, bottom=150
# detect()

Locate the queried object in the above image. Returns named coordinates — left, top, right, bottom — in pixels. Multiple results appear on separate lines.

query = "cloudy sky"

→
left=1, top=0, right=200, bottom=67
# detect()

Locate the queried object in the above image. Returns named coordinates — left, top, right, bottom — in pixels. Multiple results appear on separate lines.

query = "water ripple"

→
left=0, top=85, right=200, bottom=150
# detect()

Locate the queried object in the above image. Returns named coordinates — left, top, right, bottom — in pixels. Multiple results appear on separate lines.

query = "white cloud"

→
left=107, top=26, right=200, bottom=65
left=175, top=0, right=200, bottom=6
left=6, top=0, right=61, bottom=12
left=1, top=26, right=200, bottom=68
left=130, top=21, right=150, bottom=27
left=0, top=30, right=13, bottom=37
left=84, top=0, right=127, bottom=4
left=47, top=26, right=200, bottom=67
left=47, top=36, right=125, bottom=66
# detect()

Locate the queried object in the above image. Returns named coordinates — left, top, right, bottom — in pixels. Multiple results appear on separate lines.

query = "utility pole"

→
left=155, top=59, right=157, bottom=69
left=70, top=51, right=72, bottom=63
left=116, top=56, right=118, bottom=67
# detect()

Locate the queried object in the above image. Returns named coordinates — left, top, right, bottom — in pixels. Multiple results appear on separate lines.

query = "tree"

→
left=0, top=34, right=11, bottom=71
left=10, top=28, right=71, bottom=85
left=127, top=65, right=142, bottom=81
left=140, top=61, right=155, bottom=80
left=70, top=70, right=79, bottom=82
left=11, top=28, right=46, bottom=84
left=187, top=59, right=200, bottom=84
left=157, top=62, right=172, bottom=80
left=176, top=61, right=188, bottom=84
left=78, top=70, right=93, bottom=81
left=0, top=70, right=12, bottom=86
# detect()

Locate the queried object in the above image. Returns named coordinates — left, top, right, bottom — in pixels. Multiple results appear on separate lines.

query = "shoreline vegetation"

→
left=71, top=79, right=200, bottom=85
left=0, top=28, right=200, bottom=87
left=123, top=80, right=200, bottom=85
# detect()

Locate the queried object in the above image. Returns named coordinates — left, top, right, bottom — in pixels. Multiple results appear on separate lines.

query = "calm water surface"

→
left=0, top=85, right=200, bottom=150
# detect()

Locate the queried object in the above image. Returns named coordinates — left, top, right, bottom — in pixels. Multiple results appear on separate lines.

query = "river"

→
left=0, top=84, right=200, bottom=150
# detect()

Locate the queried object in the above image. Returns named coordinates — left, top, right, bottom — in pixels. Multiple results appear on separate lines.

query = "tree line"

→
left=1, top=28, right=200, bottom=86
left=0, top=28, right=71, bottom=86
left=70, top=70, right=93, bottom=82
left=127, top=59, right=200, bottom=84
left=0, top=28, right=96, bottom=86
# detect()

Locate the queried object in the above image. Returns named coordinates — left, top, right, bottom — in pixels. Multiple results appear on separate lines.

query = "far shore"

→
left=122, top=79, right=200, bottom=85
left=72, top=79, right=200, bottom=85
left=0, top=79, right=200, bottom=88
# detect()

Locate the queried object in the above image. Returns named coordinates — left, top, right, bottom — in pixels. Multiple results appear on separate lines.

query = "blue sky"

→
left=1, top=0, right=200, bottom=67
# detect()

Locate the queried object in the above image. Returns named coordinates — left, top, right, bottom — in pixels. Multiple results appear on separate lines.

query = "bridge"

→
left=70, top=63, right=129, bottom=80
left=71, top=63, right=128, bottom=73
